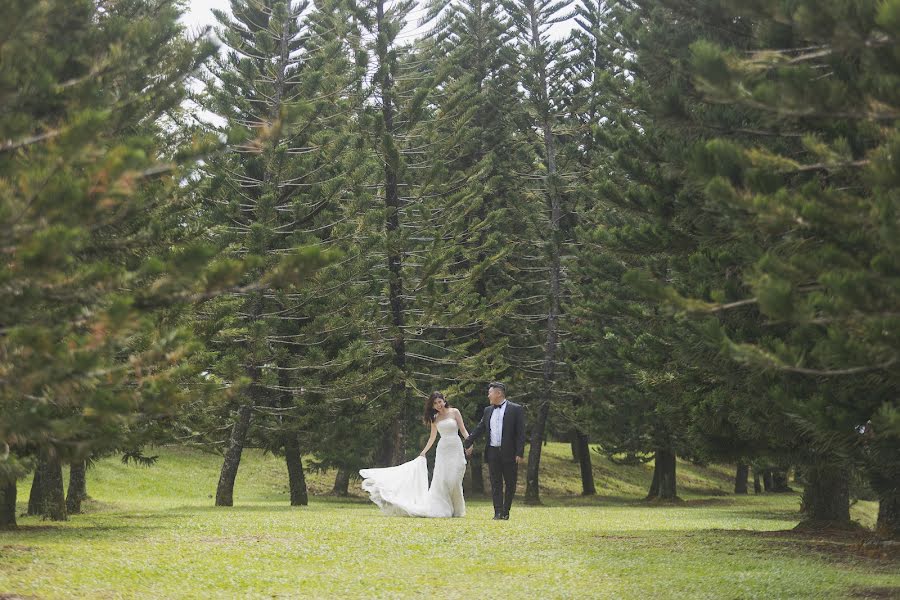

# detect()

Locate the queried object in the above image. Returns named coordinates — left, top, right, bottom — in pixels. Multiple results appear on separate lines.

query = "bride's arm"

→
left=419, top=421, right=437, bottom=456
left=454, top=408, right=470, bottom=439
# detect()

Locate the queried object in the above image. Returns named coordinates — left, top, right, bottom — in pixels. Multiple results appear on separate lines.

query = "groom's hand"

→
left=465, top=447, right=474, bottom=457
left=515, top=456, right=524, bottom=465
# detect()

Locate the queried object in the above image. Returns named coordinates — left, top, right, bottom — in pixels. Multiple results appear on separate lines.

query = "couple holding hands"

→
left=360, top=382, right=526, bottom=520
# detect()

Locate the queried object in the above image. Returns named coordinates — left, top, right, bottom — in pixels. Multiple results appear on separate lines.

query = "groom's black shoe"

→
left=501, top=513, right=510, bottom=520
left=493, top=513, right=503, bottom=520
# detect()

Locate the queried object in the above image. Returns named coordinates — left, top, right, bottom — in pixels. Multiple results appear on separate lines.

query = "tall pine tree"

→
left=687, top=0, right=899, bottom=533
left=197, top=0, right=336, bottom=506
left=0, top=0, right=223, bottom=526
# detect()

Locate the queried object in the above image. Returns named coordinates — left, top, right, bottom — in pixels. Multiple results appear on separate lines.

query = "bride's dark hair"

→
left=423, top=391, right=449, bottom=425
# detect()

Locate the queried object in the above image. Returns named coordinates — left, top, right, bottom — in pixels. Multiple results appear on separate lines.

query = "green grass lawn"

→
left=2, top=444, right=897, bottom=599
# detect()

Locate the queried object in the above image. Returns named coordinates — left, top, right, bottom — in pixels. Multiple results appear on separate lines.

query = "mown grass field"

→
left=2, top=444, right=897, bottom=599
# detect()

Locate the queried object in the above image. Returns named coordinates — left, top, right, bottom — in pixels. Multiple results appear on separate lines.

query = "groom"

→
left=464, top=382, right=526, bottom=520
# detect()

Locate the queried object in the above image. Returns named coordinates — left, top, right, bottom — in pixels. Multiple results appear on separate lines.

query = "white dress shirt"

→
left=489, top=400, right=507, bottom=447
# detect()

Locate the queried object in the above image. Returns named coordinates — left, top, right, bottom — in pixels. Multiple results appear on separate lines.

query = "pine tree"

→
left=569, top=0, right=682, bottom=501
left=568, top=0, right=773, bottom=501
left=366, top=0, right=417, bottom=466
left=687, top=0, right=899, bottom=534
left=558, top=0, right=624, bottom=497
left=407, top=0, right=534, bottom=489
left=196, top=0, right=342, bottom=506
left=0, top=0, right=221, bottom=527
left=344, top=0, right=473, bottom=468
left=501, top=0, right=576, bottom=505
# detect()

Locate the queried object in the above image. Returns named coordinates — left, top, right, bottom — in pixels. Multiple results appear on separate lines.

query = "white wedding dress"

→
left=359, top=417, right=466, bottom=517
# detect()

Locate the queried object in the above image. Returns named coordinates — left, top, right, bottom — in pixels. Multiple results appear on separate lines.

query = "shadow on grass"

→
left=712, top=506, right=803, bottom=522
left=679, top=486, right=731, bottom=496
left=519, top=494, right=652, bottom=508
left=4, top=521, right=166, bottom=541
left=175, top=504, right=310, bottom=513
left=176, top=501, right=373, bottom=513
left=706, top=528, right=900, bottom=568
left=535, top=494, right=751, bottom=509
left=9, top=500, right=184, bottom=540
left=848, top=585, right=900, bottom=598
left=574, top=526, right=898, bottom=571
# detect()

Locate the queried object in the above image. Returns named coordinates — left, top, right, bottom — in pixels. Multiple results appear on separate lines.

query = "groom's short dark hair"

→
left=489, top=381, right=506, bottom=395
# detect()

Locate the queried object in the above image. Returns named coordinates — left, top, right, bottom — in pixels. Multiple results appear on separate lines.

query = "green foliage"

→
left=569, top=0, right=768, bottom=496
left=182, top=0, right=357, bottom=472
left=571, top=0, right=898, bottom=529
left=683, top=0, right=899, bottom=528
left=409, top=0, right=534, bottom=416
left=4, top=0, right=897, bottom=537
left=0, top=0, right=219, bottom=503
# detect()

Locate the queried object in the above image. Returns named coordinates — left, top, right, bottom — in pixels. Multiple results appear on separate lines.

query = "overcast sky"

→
left=182, top=0, right=221, bottom=35
left=181, top=0, right=574, bottom=40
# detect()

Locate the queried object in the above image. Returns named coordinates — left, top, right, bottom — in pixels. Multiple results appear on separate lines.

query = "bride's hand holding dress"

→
left=359, top=400, right=469, bottom=518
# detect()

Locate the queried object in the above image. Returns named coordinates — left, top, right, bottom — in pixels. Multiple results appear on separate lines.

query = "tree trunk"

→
left=470, top=451, right=485, bottom=495
left=771, top=469, right=791, bottom=492
left=753, top=470, right=762, bottom=494
left=284, top=434, right=308, bottom=506
left=876, top=489, right=900, bottom=539
left=657, top=449, right=677, bottom=500
left=570, top=429, right=580, bottom=462
left=66, top=460, right=88, bottom=514
left=762, top=469, right=774, bottom=492
left=377, top=416, right=405, bottom=468
left=524, top=400, right=550, bottom=505
left=27, top=464, right=44, bottom=516
left=734, top=463, right=749, bottom=494
left=647, top=449, right=677, bottom=500
left=215, top=404, right=253, bottom=506
left=574, top=430, right=595, bottom=496
left=0, top=477, right=16, bottom=529
left=800, top=464, right=850, bottom=525
left=374, top=0, right=407, bottom=470
left=647, top=460, right=660, bottom=499
left=34, top=454, right=66, bottom=521
left=523, top=0, right=563, bottom=508
left=332, top=468, right=351, bottom=496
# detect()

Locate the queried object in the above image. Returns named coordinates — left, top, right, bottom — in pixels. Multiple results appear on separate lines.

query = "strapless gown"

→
left=359, top=417, right=466, bottom=517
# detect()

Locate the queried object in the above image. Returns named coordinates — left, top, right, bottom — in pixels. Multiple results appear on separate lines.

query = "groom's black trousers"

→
left=485, top=446, right=517, bottom=516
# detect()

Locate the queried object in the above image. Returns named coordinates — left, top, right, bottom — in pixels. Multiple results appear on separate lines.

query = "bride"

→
left=359, top=392, right=469, bottom=517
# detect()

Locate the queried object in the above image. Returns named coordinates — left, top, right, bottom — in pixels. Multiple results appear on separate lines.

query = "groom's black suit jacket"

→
left=464, top=401, right=526, bottom=463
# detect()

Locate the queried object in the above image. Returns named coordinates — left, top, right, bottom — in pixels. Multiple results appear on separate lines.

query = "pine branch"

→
left=0, top=128, right=62, bottom=153
left=704, top=297, right=758, bottom=312
left=789, top=159, right=869, bottom=173
left=775, top=358, right=897, bottom=377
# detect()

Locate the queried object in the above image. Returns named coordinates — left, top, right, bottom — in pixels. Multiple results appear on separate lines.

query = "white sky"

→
left=182, top=0, right=222, bottom=36
left=181, top=0, right=574, bottom=41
